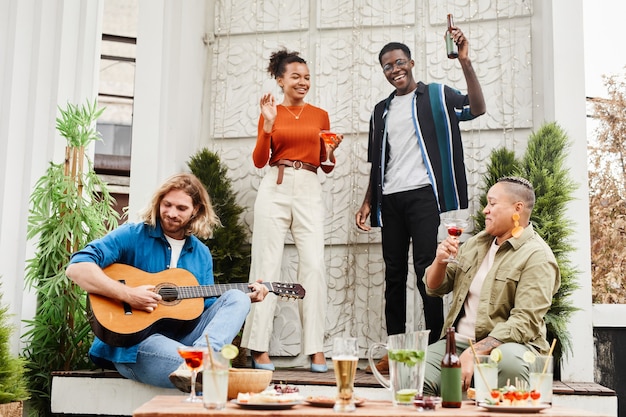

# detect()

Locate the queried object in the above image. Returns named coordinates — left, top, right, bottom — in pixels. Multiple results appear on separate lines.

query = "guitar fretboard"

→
left=159, top=283, right=262, bottom=300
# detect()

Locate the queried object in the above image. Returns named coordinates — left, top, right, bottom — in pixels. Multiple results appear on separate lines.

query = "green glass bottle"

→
left=441, top=327, right=462, bottom=407
left=446, top=14, right=459, bottom=59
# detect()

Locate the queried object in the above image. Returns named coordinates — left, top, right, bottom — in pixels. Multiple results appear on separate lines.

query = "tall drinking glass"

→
left=473, top=355, right=498, bottom=404
left=203, top=350, right=229, bottom=409
left=332, top=337, right=359, bottom=412
left=529, top=355, right=553, bottom=404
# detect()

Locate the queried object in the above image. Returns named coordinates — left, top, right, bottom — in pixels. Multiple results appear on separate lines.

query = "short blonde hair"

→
left=497, top=176, right=536, bottom=211
left=139, top=173, right=220, bottom=239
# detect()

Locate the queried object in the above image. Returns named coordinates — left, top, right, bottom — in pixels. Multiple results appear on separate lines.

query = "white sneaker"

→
left=168, top=363, right=202, bottom=393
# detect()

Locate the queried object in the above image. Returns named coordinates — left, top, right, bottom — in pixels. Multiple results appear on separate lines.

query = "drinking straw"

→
left=469, top=340, right=492, bottom=392
left=205, top=334, right=216, bottom=367
left=542, top=339, right=557, bottom=375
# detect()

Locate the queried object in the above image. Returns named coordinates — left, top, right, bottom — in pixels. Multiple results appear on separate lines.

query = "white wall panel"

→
left=0, top=0, right=103, bottom=353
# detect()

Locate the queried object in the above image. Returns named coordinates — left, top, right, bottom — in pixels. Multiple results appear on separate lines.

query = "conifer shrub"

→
left=475, top=122, right=579, bottom=365
left=188, top=149, right=250, bottom=284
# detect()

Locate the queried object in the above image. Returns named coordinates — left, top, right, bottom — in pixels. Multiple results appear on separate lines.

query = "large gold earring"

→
left=511, top=213, right=523, bottom=238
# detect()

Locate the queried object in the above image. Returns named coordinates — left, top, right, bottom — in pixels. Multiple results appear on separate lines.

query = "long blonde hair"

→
left=139, top=173, right=221, bottom=239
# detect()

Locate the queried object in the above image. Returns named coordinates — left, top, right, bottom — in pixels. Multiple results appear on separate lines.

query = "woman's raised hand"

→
left=260, top=93, right=277, bottom=123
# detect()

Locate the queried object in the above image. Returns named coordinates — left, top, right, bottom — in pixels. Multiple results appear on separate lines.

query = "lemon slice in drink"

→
left=522, top=350, right=536, bottom=364
left=221, top=344, right=239, bottom=360
left=489, top=348, right=502, bottom=363
left=395, top=388, right=418, bottom=403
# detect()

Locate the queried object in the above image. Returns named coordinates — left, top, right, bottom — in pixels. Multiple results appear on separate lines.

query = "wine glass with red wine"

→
left=440, top=214, right=468, bottom=264
left=177, top=345, right=206, bottom=402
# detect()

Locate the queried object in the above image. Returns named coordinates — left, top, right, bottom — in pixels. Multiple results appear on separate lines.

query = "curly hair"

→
left=267, top=48, right=307, bottom=79
left=139, top=173, right=221, bottom=239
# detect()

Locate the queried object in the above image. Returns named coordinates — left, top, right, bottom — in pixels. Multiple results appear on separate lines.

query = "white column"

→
left=129, top=0, right=210, bottom=220
left=533, top=0, right=593, bottom=382
left=0, top=0, right=103, bottom=352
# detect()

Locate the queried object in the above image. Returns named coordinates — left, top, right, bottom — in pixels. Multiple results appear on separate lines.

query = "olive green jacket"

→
left=424, top=224, right=560, bottom=354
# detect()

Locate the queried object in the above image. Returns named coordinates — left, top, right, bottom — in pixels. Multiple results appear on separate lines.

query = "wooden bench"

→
left=51, top=369, right=617, bottom=416
left=552, top=380, right=616, bottom=396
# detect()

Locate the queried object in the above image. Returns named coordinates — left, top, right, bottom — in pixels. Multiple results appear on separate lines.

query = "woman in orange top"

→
left=241, top=48, right=342, bottom=372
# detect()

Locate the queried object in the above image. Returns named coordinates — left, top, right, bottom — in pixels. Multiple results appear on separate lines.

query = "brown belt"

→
left=271, top=159, right=318, bottom=184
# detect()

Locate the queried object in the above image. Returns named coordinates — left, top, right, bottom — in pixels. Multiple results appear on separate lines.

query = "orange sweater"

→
left=253, top=104, right=335, bottom=173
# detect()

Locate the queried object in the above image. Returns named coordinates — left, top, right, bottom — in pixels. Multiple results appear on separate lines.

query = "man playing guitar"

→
left=66, top=173, right=269, bottom=389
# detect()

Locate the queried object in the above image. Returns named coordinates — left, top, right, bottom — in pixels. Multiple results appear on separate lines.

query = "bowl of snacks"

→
left=227, top=368, right=273, bottom=399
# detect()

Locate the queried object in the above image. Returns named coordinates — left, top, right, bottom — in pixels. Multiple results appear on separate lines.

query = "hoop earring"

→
left=511, top=213, right=523, bottom=238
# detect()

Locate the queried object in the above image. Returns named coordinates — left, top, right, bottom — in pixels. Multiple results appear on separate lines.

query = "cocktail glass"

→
left=177, top=345, right=207, bottom=403
left=320, top=130, right=337, bottom=166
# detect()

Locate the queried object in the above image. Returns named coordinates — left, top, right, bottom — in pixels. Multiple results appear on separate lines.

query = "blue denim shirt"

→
left=69, top=221, right=216, bottom=363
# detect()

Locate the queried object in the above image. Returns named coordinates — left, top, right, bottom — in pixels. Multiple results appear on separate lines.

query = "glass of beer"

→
left=332, top=337, right=359, bottom=412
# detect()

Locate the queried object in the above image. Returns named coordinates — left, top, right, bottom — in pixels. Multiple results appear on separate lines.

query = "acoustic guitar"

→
left=87, top=263, right=305, bottom=347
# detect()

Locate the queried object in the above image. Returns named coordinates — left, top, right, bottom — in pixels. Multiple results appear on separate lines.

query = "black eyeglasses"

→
left=382, top=59, right=408, bottom=73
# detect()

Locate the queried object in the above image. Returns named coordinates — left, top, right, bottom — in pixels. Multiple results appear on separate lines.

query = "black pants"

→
left=381, top=186, right=443, bottom=344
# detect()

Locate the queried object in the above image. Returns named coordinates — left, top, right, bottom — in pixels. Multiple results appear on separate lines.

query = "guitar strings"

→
left=159, top=283, right=302, bottom=300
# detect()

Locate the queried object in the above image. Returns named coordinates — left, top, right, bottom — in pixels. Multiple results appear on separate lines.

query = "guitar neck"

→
left=176, top=282, right=269, bottom=300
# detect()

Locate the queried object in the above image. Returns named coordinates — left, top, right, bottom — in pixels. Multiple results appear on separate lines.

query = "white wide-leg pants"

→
left=241, top=166, right=327, bottom=355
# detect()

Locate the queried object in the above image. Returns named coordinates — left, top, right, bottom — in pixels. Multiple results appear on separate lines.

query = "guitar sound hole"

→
left=156, top=283, right=180, bottom=304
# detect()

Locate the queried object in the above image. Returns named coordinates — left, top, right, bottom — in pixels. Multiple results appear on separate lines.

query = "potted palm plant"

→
left=21, top=100, right=120, bottom=416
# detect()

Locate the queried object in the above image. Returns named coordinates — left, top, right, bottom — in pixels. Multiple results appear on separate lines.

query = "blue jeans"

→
left=115, top=289, right=251, bottom=388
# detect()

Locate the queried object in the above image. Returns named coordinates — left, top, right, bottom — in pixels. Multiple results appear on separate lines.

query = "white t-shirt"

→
left=456, top=238, right=500, bottom=343
left=383, top=90, right=430, bottom=195
left=165, top=235, right=186, bottom=268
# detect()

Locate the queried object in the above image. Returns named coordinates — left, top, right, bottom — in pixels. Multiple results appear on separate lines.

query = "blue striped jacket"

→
left=367, top=82, right=478, bottom=227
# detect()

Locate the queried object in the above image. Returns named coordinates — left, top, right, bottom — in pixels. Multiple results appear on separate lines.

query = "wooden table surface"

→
left=133, top=395, right=611, bottom=417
